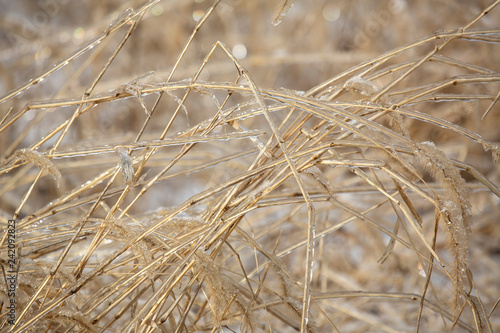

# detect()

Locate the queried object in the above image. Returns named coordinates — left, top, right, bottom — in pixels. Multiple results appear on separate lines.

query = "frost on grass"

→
left=1, top=1, right=499, bottom=332
left=114, top=146, right=135, bottom=185
left=46, top=308, right=98, bottom=333
left=303, top=166, right=335, bottom=197
left=166, top=89, right=190, bottom=126
left=272, top=0, right=296, bottom=26
left=13, top=148, right=61, bottom=185
left=344, top=76, right=379, bottom=97
left=272, top=259, right=319, bottom=333
left=417, top=141, right=472, bottom=313
left=194, top=251, right=255, bottom=332
left=103, top=218, right=152, bottom=266
left=121, top=71, right=155, bottom=116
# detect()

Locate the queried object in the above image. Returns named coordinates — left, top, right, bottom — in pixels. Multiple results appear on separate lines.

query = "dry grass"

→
left=1, top=0, right=500, bottom=332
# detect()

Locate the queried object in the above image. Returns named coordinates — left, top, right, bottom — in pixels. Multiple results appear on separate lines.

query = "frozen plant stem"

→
left=214, top=42, right=317, bottom=332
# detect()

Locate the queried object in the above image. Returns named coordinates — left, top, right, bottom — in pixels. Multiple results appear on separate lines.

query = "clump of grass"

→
left=1, top=1, right=499, bottom=332
left=11, top=148, right=61, bottom=185
left=416, top=141, right=472, bottom=314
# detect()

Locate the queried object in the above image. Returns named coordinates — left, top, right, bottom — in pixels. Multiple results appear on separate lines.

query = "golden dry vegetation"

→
left=1, top=0, right=500, bottom=332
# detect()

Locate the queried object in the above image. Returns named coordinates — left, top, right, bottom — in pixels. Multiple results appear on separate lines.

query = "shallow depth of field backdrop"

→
left=1, top=0, right=500, bottom=332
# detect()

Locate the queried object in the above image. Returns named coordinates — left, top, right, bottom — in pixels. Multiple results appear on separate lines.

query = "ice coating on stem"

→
left=114, top=146, right=135, bottom=185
